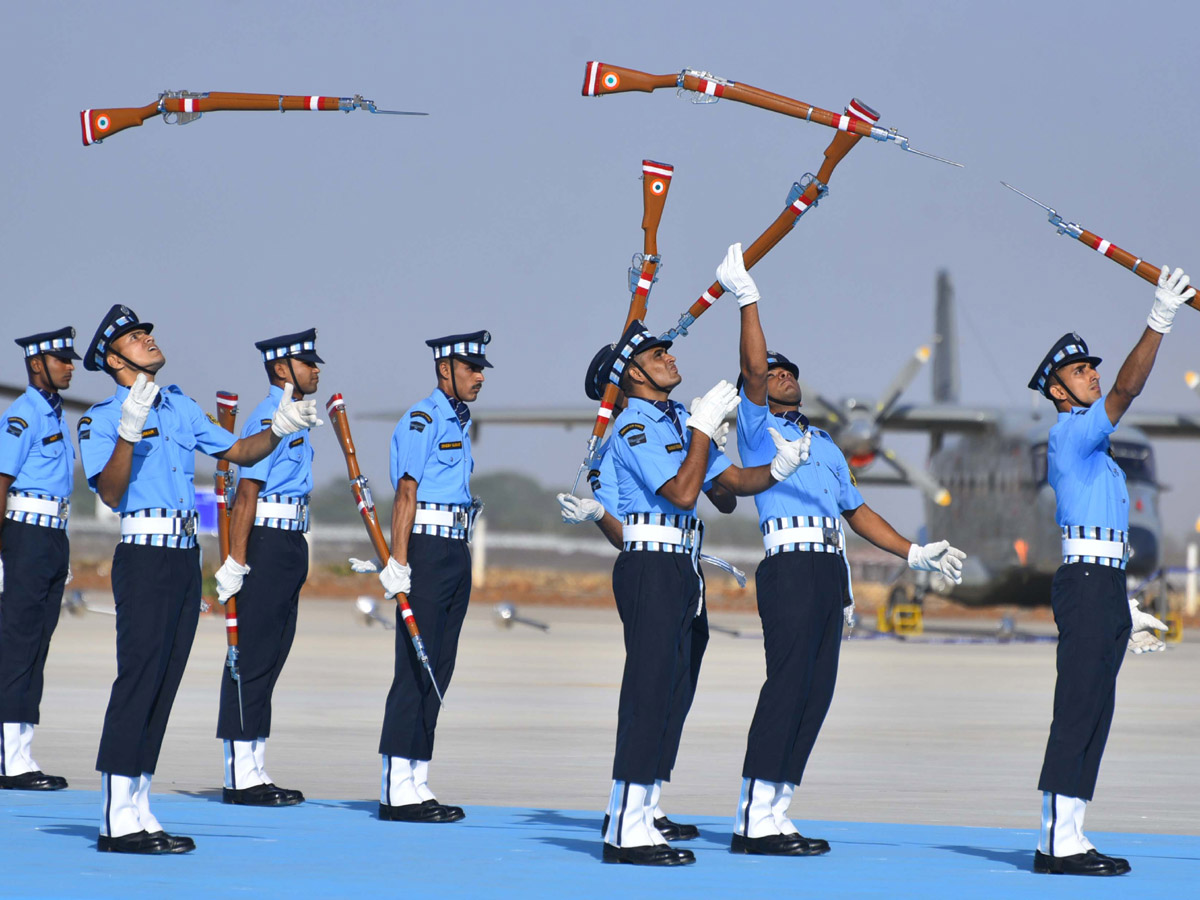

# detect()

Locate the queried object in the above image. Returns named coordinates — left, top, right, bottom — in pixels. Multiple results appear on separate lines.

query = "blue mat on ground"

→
left=3, top=791, right=1196, bottom=898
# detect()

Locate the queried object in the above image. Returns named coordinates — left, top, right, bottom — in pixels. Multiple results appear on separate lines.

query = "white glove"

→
left=687, top=380, right=740, bottom=439
left=117, top=373, right=159, bottom=443
left=1147, top=266, right=1195, bottom=334
left=557, top=492, right=605, bottom=525
left=349, top=557, right=382, bottom=573
left=0, top=557, right=4, bottom=593
left=767, top=427, right=811, bottom=481
left=380, top=557, right=412, bottom=599
left=908, top=541, right=966, bottom=585
left=843, top=601, right=856, bottom=629
left=214, top=555, right=251, bottom=605
left=715, top=242, right=761, bottom=308
left=271, top=383, right=323, bottom=437
left=66, top=565, right=73, bottom=586
left=712, top=420, right=730, bottom=452
left=1127, top=599, right=1168, bottom=654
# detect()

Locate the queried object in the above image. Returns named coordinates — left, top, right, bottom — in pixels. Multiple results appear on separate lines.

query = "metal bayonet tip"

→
left=1000, top=181, right=1055, bottom=213
left=353, top=95, right=428, bottom=115
left=902, top=144, right=964, bottom=168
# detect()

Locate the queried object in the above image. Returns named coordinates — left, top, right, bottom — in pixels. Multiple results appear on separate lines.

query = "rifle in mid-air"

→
left=325, top=393, right=444, bottom=706
left=80, top=91, right=426, bottom=146
left=213, top=390, right=245, bottom=730
left=1002, top=182, right=1200, bottom=313
left=582, top=62, right=961, bottom=167
left=572, top=159, right=674, bottom=493
left=660, top=99, right=877, bottom=342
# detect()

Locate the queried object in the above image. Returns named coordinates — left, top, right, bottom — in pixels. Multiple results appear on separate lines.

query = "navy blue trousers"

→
left=216, top=528, right=307, bottom=741
left=0, top=520, right=69, bottom=723
left=378, top=534, right=471, bottom=761
left=742, top=551, right=847, bottom=784
left=611, top=551, right=704, bottom=785
left=1038, top=563, right=1131, bottom=800
left=95, top=543, right=200, bottom=777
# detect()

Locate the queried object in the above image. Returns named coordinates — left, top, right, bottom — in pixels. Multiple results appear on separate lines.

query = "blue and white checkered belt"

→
left=413, top=501, right=472, bottom=540
left=5, top=491, right=70, bottom=530
left=254, top=494, right=310, bottom=532
left=622, top=512, right=703, bottom=554
left=1061, top=526, right=1129, bottom=570
left=762, top=515, right=844, bottom=557
left=119, top=508, right=199, bottom=549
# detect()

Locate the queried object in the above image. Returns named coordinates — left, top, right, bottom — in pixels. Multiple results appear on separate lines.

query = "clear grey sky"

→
left=3, top=1, right=1198, bottom=540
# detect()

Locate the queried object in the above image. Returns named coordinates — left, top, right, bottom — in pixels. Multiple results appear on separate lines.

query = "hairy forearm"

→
left=390, top=477, right=418, bottom=564
left=219, top=429, right=282, bottom=467
left=740, top=304, right=769, bottom=405
left=844, top=503, right=912, bottom=558
left=227, top=478, right=261, bottom=564
left=716, top=462, right=776, bottom=497
left=96, top=440, right=135, bottom=508
left=1106, top=327, right=1163, bottom=424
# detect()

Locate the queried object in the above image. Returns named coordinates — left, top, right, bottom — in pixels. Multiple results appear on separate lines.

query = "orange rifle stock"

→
left=1002, top=182, right=1200, bottom=313
left=80, top=90, right=426, bottom=146
left=213, top=391, right=245, bottom=730
left=582, top=62, right=961, bottom=167
left=571, top=160, right=674, bottom=493
left=324, top=393, right=444, bottom=706
left=661, top=100, right=877, bottom=342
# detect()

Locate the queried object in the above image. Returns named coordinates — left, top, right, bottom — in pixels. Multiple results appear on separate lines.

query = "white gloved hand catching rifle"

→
left=767, top=427, right=811, bottom=482
left=379, top=557, right=412, bottom=599
left=271, top=383, right=323, bottom=437
left=1147, top=266, right=1195, bottom=334
left=716, top=242, right=761, bottom=308
left=687, top=380, right=740, bottom=439
left=557, top=493, right=605, bottom=525
left=1127, top=599, right=1169, bottom=654
left=214, top=556, right=251, bottom=604
left=118, top=373, right=159, bottom=443
left=908, top=541, right=966, bottom=585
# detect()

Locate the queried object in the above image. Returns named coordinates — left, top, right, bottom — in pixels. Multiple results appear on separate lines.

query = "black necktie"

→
left=37, top=388, right=62, bottom=421
left=652, top=400, right=684, bottom=439
left=442, top=391, right=470, bottom=429
left=781, top=410, right=810, bottom=432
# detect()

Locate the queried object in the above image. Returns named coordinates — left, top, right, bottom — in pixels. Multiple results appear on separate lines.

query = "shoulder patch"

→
left=664, top=442, right=683, bottom=453
left=439, top=440, right=463, bottom=451
left=289, top=436, right=305, bottom=448
left=627, top=433, right=647, bottom=446
left=409, top=421, right=426, bottom=432
left=206, top=412, right=218, bottom=425
left=41, top=432, right=63, bottom=445
left=848, top=470, right=857, bottom=486
left=410, top=410, right=433, bottom=423
left=5, top=416, right=28, bottom=437
left=77, top=416, right=92, bottom=440
left=618, top=422, right=645, bottom=436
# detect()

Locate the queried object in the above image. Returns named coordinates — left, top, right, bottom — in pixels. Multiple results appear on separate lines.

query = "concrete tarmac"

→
left=30, top=596, right=1200, bottom=836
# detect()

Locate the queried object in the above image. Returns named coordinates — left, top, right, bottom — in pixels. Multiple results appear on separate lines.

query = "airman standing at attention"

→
left=213, top=329, right=323, bottom=807
left=721, top=243, right=965, bottom=856
left=0, top=328, right=79, bottom=793
left=1027, top=266, right=1191, bottom=877
left=78, top=305, right=319, bottom=855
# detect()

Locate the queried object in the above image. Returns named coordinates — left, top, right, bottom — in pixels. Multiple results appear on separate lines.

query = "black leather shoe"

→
left=731, top=832, right=827, bottom=856
left=97, top=830, right=172, bottom=854
left=379, top=801, right=458, bottom=822
left=222, top=783, right=298, bottom=806
left=263, top=783, right=305, bottom=805
left=1094, top=850, right=1131, bottom=875
left=421, top=798, right=464, bottom=822
left=146, top=831, right=196, bottom=854
left=0, top=770, right=68, bottom=791
left=602, top=842, right=695, bottom=866
left=1034, top=849, right=1122, bottom=876
left=654, top=816, right=700, bottom=841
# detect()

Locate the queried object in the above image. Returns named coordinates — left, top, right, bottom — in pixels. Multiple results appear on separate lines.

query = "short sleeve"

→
left=836, top=459, right=865, bottom=513
left=79, top=408, right=119, bottom=489
left=590, top=446, right=618, bottom=514
left=184, top=396, right=238, bottom=457
left=0, top=411, right=34, bottom=478
left=616, top=423, right=680, bottom=497
left=703, top=445, right=733, bottom=487
left=735, top=387, right=772, bottom=466
left=391, top=409, right=434, bottom=488
left=1060, top=398, right=1118, bottom=459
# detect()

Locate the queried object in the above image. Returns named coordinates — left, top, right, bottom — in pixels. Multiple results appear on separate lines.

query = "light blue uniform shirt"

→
left=79, top=383, right=236, bottom=513
left=736, top=388, right=863, bottom=525
left=390, top=388, right=473, bottom=504
left=587, top=436, right=618, bottom=514
left=611, top=397, right=731, bottom=517
left=1049, top=397, right=1128, bottom=531
left=0, top=387, right=75, bottom=497
left=237, top=385, right=314, bottom=496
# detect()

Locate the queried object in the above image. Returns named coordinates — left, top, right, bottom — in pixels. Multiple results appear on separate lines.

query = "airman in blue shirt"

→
left=1027, top=265, right=1192, bottom=877
left=78, top=304, right=319, bottom=856
left=372, top=330, right=490, bottom=824
left=212, top=329, right=323, bottom=808
left=722, top=243, right=965, bottom=857
left=0, top=327, right=79, bottom=793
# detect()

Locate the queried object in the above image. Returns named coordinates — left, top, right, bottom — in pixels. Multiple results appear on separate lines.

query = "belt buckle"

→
left=183, top=516, right=196, bottom=537
left=299, top=504, right=309, bottom=530
left=822, top=527, right=839, bottom=548
left=57, top=498, right=70, bottom=519
left=454, top=508, right=469, bottom=531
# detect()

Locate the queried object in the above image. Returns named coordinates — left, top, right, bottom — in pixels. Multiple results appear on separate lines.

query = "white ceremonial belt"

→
left=622, top=523, right=695, bottom=548
left=6, top=494, right=69, bottom=519
left=763, top=526, right=842, bottom=552
left=120, top=515, right=197, bottom=537
left=1061, top=538, right=1127, bottom=559
left=414, top=509, right=466, bottom=529
left=255, top=500, right=305, bottom=520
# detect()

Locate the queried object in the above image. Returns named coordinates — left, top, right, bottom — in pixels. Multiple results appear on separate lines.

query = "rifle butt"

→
left=80, top=103, right=158, bottom=146
left=640, top=160, right=674, bottom=253
left=582, top=62, right=676, bottom=96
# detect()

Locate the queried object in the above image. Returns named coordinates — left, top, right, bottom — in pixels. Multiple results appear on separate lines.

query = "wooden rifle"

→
left=213, top=391, right=245, bottom=730
left=80, top=91, right=425, bottom=146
